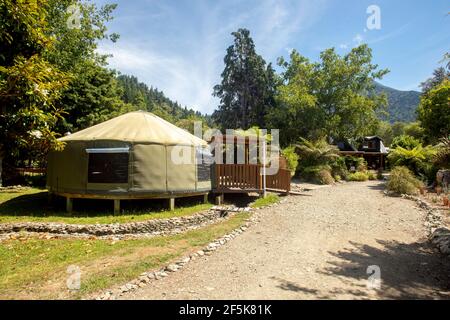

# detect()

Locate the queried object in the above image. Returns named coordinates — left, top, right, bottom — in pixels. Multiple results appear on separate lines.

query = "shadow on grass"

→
left=0, top=191, right=269, bottom=218
left=0, top=192, right=209, bottom=218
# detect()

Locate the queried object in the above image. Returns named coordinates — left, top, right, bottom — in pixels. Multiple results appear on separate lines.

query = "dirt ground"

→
left=123, top=180, right=450, bottom=300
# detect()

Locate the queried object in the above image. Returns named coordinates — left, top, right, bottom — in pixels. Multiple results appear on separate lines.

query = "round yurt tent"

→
left=47, top=111, right=212, bottom=212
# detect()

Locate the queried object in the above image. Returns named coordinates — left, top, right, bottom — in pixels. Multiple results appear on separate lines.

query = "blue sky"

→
left=95, top=0, right=449, bottom=114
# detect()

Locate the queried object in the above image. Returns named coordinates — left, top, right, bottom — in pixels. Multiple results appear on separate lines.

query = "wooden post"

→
left=169, top=197, right=175, bottom=211
left=66, top=197, right=73, bottom=213
left=215, top=193, right=224, bottom=205
left=203, top=193, right=208, bottom=204
left=47, top=192, right=53, bottom=205
left=114, top=199, right=120, bottom=215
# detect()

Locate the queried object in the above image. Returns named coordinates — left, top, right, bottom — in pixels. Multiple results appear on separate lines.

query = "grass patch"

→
left=0, top=212, right=250, bottom=299
left=0, top=188, right=212, bottom=224
left=250, top=193, right=280, bottom=208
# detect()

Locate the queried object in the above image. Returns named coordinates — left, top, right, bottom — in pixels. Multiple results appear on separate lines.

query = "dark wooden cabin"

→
left=337, top=136, right=388, bottom=170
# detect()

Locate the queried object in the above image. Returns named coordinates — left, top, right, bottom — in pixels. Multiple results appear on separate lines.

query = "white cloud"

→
left=98, top=0, right=329, bottom=114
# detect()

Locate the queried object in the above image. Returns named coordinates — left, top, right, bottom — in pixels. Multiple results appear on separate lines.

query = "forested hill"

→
left=374, top=82, right=421, bottom=123
left=117, top=74, right=207, bottom=124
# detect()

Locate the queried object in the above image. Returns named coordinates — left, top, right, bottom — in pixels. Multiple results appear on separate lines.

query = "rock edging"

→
left=399, top=193, right=450, bottom=255
left=93, top=196, right=284, bottom=300
left=0, top=206, right=251, bottom=238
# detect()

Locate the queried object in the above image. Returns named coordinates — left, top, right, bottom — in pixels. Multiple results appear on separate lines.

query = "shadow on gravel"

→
left=320, top=240, right=450, bottom=299
left=366, top=182, right=386, bottom=192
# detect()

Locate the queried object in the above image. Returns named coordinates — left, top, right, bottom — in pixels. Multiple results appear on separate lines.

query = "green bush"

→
left=386, top=166, right=423, bottom=195
left=346, top=172, right=369, bottom=181
left=301, top=165, right=334, bottom=185
left=282, top=146, right=299, bottom=176
left=391, top=135, right=421, bottom=150
left=317, top=169, right=335, bottom=185
left=367, top=171, right=377, bottom=180
left=387, top=145, right=436, bottom=177
left=331, top=156, right=349, bottom=179
left=334, top=174, right=341, bottom=182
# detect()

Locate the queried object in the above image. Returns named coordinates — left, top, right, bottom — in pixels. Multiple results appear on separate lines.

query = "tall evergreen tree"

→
left=213, top=28, right=276, bottom=130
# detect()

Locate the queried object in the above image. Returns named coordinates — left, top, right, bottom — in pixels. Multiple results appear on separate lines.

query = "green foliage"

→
left=387, top=145, right=436, bottom=177
left=330, top=156, right=349, bottom=180
left=295, top=138, right=339, bottom=169
left=345, top=156, right=367, bottom=172
left=417, top=79, right=450, bottom=143
left=375, top=121, right=394, bottom=146
left=346, top=172, right=369, bottom=182
left=281, top=146, right=299, bottom=176
left=267, top=45, right=389, bottom=145
left=0, top=0, right=69, bottom=186
left=386, top=166, right=423, bottom=195
left=434, top=137, right=450, bottom=169
left=391, top=135, right=421, bottom=150
left=367, top=171, right=377, bottom=180
left=213, top=28, right=277, bottom=129
left=56, top=61, right=132, bottom=132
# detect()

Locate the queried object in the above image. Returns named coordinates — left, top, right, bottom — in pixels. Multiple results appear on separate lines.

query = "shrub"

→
left=334, top=174, right=341, bottom=182
left=346, top=172, right=369, bottom=182
left=301, top=165, right=334, bottom=185
left=317, top=169, right=335, bottom=185
left=367, top=171, right=377, bottom=180
left=387, top=145, right=436, bottom=176
left=331, top=156, right=349, bottom=180
left=295, top=138, right=339, bottom=170
left=391, top=135, right=421, bottom=150
left=345, top=156, right=367, bottom=172
left=282, top=146, right=299, bottom=176
left=386, top=166, right=423, bottom=195
left=434, top=137, right=450, bottom=169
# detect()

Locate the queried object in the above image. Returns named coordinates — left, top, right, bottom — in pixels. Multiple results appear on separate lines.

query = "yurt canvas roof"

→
left=60, top=111, right=207, bottom=146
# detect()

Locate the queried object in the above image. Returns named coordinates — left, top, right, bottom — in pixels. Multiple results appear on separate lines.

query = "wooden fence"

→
left=214, top=164, right=291, bottom=193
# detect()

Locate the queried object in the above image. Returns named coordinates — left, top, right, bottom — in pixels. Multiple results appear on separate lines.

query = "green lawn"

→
left=0, top=212, right=250, bottom=299
left=0, top=188, right=212, bottom=224
left=250, top=193, right=280, bottom=208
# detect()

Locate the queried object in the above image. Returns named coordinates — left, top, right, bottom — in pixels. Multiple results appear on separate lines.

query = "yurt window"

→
left=86, top=148, right=129, bottom=184
left=196, top=147, right=212, bottom=182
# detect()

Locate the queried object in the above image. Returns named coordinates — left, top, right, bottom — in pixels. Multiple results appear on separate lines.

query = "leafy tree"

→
left=44, top=0, right=119, bottom=72
left=417, top=79, right=450, bottom=143
left=420, top=67, right=449, bottom=94
left=0, top=0, right=69, bottom=185
left=391, top=135, right=421, bottom=150
left=56, top=61, right=133, bottom=133
left=375, top=121, right=394, bottom=146
left=267, top=45, right=389, bottom=146
left=213, top=28, right=277, bottom=130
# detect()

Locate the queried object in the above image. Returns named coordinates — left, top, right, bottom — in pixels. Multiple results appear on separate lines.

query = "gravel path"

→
left=124, top=181, right=450, bottom=300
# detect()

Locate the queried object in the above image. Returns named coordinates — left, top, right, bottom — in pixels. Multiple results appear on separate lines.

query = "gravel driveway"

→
left=124, top=181, right=450, bottom=300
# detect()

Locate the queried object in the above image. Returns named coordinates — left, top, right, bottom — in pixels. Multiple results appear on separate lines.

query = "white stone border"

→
left=399, top=194, right=450, bottom=255
left=92, top=197, right=284, bottom=300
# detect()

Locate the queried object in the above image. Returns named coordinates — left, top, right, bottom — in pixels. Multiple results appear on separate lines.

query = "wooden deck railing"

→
left=266, top=168, right=291, bottom=192
left=214, top=164, right=291, bottom=193
left=215, top=164, right=261, bottom=191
